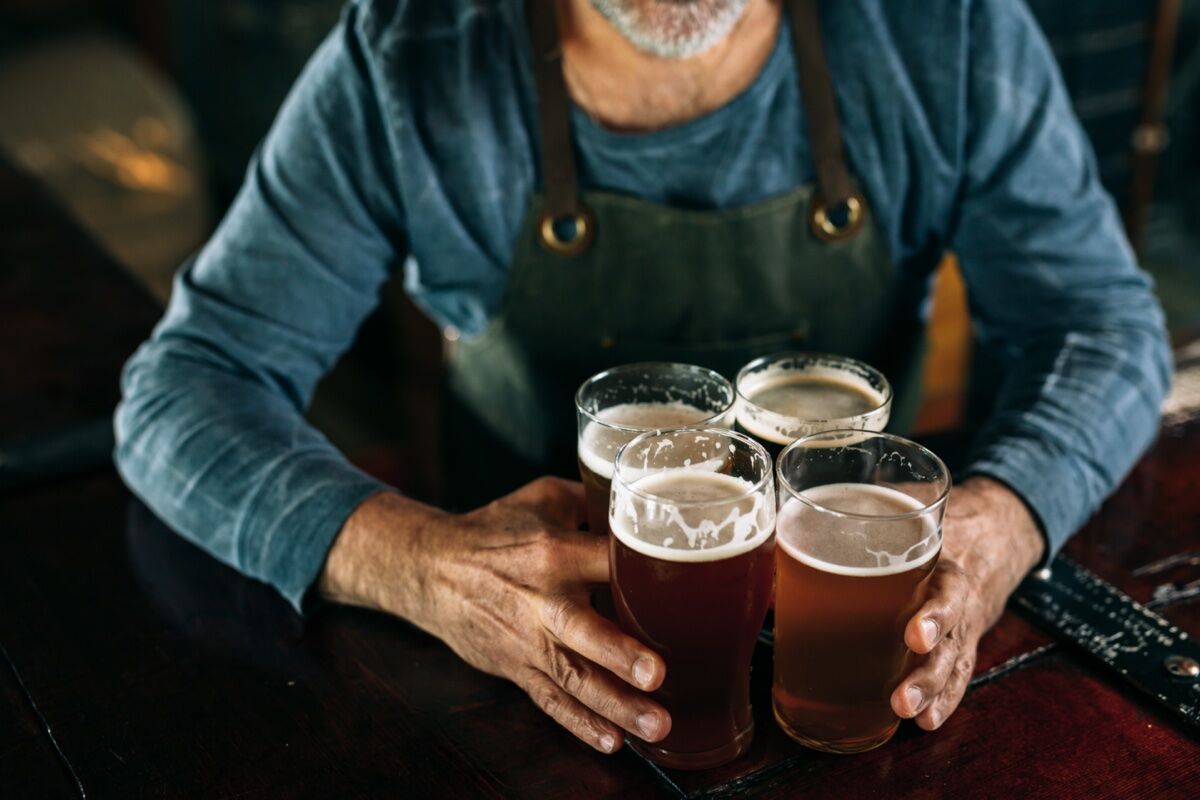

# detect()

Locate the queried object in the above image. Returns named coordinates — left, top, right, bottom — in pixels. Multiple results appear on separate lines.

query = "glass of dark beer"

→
left=734, top=353, right=892, bottom=460
left=773, top=430, right=950, bottom=753
left=610, top=427, right=776, bottom=770
left=576, top=363, right=735, bottom=537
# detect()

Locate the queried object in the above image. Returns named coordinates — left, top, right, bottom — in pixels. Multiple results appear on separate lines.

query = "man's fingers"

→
left=537, top=532, right=609, bottom=587
left=894, top=557, right=982, bottom=728
left=540, top=642, right=672, bottom=742
left=561, top=534, right=609, bottom=585
left=539, top=594, right=666, bottom=691
left=891, top=639, right=958, bottom=719
left=916, top=649, right=976, bottom=731
left=521, top=670, right=624, bottom=754
left=905, top=562, right=969, bottom=653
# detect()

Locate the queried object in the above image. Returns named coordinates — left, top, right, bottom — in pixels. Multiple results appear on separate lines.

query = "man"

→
left=116, top=0, right=1171, bottom=755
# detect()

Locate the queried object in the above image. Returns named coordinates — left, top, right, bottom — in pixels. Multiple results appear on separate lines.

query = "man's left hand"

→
left=889, top=476, right=1045, bottom=730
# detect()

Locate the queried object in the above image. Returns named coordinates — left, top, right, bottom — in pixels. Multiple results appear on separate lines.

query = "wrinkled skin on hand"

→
left=889, top=476, right=1045, bottom=730
left=424, top=477, right=673, bottom=752
left=321, top=477, right=672, bottom=754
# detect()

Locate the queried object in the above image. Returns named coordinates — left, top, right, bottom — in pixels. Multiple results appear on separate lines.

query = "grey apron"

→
left=444, top=0, right=923, bottom=510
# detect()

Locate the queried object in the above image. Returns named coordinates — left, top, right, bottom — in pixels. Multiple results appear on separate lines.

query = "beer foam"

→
left=578, top=402, right=715, bottom=479
left=610, top=470, right=775, bottom=563
left=777, top=483, right=939, bottom=577
left=736, top=370, right=886, bottom=445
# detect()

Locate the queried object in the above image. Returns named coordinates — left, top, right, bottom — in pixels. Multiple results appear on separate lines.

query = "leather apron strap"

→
left=526, top=0, right=865, bottom=251
left=528, top=0, right=594, bottom=255
left=785, top=0, right=865, bottom=240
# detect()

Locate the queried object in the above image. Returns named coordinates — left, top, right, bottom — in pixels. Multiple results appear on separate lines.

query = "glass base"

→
left=629, top=722, right=754, bottom=771
left=773, top=707, right=899, bottom=754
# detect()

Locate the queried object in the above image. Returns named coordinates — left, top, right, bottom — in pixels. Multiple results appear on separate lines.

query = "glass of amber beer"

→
left=576, top=363, right=734, bottom=536
left=735, top=353, right=892, bottom=461
left=773, top=430, right=949, bottom=753
left=610, top=428, right=775, bottom=770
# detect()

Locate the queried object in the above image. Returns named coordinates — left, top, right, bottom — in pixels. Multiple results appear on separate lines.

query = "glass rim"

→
left=613, top=426, right=773, bottom=508
left=574, top=361, right=735, bottom=433
left=776, top=429, right=952, bottom=521
left=734, top=351, right=894, bottom=426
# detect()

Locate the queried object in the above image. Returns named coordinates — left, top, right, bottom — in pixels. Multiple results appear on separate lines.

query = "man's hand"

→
left=889, top=476, right=1045, bottom=730
left=319, top=477, right=671, bottom=754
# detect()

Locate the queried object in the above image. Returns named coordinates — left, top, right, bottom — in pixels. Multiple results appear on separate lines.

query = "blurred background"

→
left=1, top=0, right=1198, bottom=493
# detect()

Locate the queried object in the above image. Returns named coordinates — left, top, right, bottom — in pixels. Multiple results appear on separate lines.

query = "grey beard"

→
left=589, top=0, right=753, bottom=59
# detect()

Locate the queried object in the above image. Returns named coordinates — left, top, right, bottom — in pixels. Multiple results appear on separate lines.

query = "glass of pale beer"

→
left=773, top=430, right=950, bottom=753
left=610, top=428, right=776, bottom=770
left=576, top=363, right=734, bottom=537
left=734, top=353, right=892, bottom=461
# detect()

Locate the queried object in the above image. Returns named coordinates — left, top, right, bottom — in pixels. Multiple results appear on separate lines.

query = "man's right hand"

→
left=318, top=476, right=671, bottom=754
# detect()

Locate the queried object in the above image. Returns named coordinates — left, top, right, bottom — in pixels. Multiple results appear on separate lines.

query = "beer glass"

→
left=610, top=428, right=775, bottom=770
left=735, top=353, right=892, bottom=460
left=773, top=431, right=949, bottom=753
left=576, top=363, right=734, bottom=537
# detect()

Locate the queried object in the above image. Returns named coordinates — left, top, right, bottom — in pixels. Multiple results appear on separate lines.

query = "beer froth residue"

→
left=578, top=401, right=714, bottom=479
left=778, top=483, right=938, bottom=576
left=611, top=470, right=774, bottom=563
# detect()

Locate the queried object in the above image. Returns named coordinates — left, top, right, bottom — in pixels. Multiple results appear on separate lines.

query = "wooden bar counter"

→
left=2, top=159, right=1197, bottom=798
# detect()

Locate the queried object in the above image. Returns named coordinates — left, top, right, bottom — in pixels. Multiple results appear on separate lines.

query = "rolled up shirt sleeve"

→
left=951, top=0, right=1172, bottom=558
left=115, top=3, right=404, bottom=611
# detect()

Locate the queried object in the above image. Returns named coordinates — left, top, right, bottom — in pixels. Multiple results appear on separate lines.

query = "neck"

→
left=557, top=0, right=782, bottom=132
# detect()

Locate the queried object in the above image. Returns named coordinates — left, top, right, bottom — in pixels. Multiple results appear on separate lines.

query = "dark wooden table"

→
left=2, top=159, right=1198, bottom=799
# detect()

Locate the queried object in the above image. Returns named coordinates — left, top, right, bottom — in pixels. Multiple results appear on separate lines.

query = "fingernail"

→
left=920, top=618, right=939, bottom=645
left=905, top=686, right=924, bottom=715
left=636, top=712, right=660, bottom=740
left=599, top=733, right=617, bottom=753
left=928, top=709, right=943, bottom=729
left=633, top=657, right=655, bottom=688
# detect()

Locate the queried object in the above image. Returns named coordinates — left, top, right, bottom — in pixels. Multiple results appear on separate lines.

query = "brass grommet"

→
left=538, top=206, right=595, bottom=257
left=1164, top=655, right=1200, bottom=679
left=809, top=194, right=865, bottom=243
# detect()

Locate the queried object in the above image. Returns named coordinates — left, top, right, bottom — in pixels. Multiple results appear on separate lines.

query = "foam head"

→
left=610, top=469, right=775, bottom=562
left=777, top=483, right=940, bottom=576
left=578, top=401, right=720, bottom=480
left=735, top=354, right=891, bottom=445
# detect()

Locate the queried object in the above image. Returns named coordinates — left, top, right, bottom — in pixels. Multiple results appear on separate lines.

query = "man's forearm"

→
left=945, top=475, right=1045, bottom=624
left=116, top=352, right=388, bottom=612
left=318, top=491, right=450, bottom=631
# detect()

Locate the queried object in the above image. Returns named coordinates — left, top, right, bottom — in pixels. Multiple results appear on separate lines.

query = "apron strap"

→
left=787, top=0, right=865, bottom=241
left=527, top=0, right=863, bottom=251
left=528, top=0, right=594, bottom=255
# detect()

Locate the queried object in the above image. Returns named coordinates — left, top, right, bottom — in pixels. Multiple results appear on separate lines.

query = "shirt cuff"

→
left=256, top=469, right=388, bottom=614
left=964, top=437, right=1088, bottom=569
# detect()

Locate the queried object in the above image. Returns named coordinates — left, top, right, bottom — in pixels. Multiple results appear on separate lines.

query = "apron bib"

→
left=444, top=0, right=922, bottom=509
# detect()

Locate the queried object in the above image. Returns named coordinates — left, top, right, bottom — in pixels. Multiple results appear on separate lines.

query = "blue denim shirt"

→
left=115, top=0, right=1172, bottom=612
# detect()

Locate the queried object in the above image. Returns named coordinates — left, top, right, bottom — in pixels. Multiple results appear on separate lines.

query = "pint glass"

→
left=734, top=353, right=892, bottom=460
left=773, top=431, right=949, bottom=753
left=576, top=363, right=734, bottom=536
left=610, top=428, right=775, bottom=769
